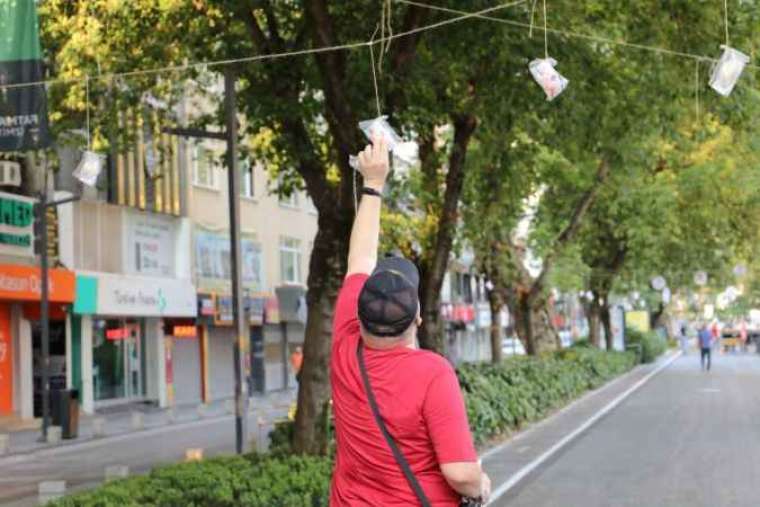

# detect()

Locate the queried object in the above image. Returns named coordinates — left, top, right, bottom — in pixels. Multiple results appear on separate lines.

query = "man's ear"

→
left=415, top=316, right=423, bottom=327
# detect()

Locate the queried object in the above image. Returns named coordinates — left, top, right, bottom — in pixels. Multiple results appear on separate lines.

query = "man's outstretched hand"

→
left=357, top=135, right=390, bottom=190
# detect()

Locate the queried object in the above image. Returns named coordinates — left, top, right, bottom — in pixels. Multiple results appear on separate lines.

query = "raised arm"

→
left=346, top=136, right=390, bottom=276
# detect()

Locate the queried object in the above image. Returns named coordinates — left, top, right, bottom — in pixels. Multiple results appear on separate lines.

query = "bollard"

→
left=47, top=426, right=62, bottom=444
left=38, top=481, right=66, bottom=504
left=92, top=417, right=106, bottom=438
left=0, top=434, right=8, bottom=455
left=224, top=399, right=235, bottom=415
left=131, top=412, right=144, bottom=431
left=104, top=465, right=129, bottom=482
left=185, top=448, right=203, bottom=462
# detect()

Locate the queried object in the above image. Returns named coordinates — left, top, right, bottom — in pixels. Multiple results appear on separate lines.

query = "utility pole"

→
left=36, top=184, right=81, bottom=441
left=225, top=67, right=249, bottom=454
left=163, top=67, right=249, bottom=454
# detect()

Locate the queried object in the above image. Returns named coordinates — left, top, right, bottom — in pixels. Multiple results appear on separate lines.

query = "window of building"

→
left=240, top=159, right=254, bottom=198
left=192, top=145, right=218, bottom=189
left=280, top=237, right=302, bottom=284
left=279, top=191, right=299, bottom=208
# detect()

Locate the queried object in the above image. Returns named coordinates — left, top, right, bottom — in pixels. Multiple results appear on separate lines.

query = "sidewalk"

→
left=0, top=389, right=296, bottom=459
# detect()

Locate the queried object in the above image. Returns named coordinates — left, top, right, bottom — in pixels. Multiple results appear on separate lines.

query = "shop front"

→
left=72, top=272, right=197, bottom=412
left=0, top=264, right=75, bottom=420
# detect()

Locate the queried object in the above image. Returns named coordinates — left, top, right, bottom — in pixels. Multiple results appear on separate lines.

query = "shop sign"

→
left=75, top=272, right=197, bottom=317
left=0, top=305, right=12, bottom=414
left=173, top=325, right=197, bottom=338
left=106, top=327, right=129, bottom=340
left=0, top=264, right=75, bottom=302
left=198, top=294, right=215, bottom=316
left=0, top=192, right=35, bottom=257
left=212, top=295, right=266, bottom=326
left=194, top=228, right=264, bottom=291
left=125, top=209, right=177, bottom=277
left=440, top=303, right=475, bottom=323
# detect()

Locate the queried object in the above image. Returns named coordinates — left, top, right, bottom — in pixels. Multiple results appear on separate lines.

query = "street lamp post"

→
left=163, top=67, right=249, bottom=454
left=36, top=190, right=81, bottom=441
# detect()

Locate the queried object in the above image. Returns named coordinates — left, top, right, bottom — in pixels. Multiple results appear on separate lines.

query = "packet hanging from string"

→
left=709, top=46, right=749, bottom=97
left=73, top=150, right=105, bottom=187
left=351, top=115, right=419, bottom=170
left=529, top=58, right=569, bottom=101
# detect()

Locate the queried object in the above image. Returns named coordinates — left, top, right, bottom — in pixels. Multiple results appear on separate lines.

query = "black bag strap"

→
left=357, top=342, right=432, bottom=507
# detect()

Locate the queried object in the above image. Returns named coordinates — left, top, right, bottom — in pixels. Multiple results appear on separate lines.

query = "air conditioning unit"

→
left=0, top=161, right=21, bottom=187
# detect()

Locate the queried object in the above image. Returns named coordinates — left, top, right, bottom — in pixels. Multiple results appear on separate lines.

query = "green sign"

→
left=0, top=0, right=50, bottom=151
left=0, top=190, right=34, bottom=254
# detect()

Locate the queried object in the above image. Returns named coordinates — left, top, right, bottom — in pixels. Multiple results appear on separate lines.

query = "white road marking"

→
left=487, top=351, right=681, bottom=505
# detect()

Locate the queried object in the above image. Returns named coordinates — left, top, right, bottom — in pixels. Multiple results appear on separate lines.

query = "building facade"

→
left=183, top=135, right=317, bottom=401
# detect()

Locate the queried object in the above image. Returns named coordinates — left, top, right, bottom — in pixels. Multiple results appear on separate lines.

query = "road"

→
left=495, top=352, right=760, bottom=507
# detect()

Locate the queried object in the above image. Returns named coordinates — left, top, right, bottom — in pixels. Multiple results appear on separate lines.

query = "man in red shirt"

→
left=330, top=135, right=489, bottom=506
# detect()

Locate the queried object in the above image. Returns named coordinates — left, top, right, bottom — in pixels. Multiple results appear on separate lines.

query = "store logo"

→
left=158, top=288, right=167, bottom=313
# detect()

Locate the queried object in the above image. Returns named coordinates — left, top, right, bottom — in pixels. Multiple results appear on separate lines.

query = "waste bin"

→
left=50, top=389, right=79, bottom=439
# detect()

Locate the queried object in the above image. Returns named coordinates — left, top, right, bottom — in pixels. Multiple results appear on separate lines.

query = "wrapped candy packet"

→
left=73, top=150, right=105, bottom=186
left=355, top=115, right=419, bottom=169
left=709, top=45, right=749, bottom=97
left=529, top=58, right=569, bottom=101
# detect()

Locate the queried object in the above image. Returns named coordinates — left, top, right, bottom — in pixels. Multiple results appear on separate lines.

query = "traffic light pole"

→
left=36, top=191, right=80, bottom=441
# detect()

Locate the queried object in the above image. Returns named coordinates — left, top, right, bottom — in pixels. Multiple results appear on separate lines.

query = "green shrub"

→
left=625, top=327, right=667, bottom=363
left=47, top=454, right=332, bottom=507
left=459, top=348, right=636, bottom=443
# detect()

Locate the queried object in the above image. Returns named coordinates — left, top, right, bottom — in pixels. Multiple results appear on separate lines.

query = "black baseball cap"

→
left=358, top=257, right=420, bottom=338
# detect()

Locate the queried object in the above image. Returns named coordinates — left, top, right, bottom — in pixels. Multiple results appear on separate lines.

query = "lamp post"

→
left=162, top=67, right=249, bottom=454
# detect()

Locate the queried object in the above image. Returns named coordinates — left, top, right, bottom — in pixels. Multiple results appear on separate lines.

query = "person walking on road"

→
left=699, top=324, right=713, bottom=371
left=330, top=135, right=489, bottom=506
left=679, top=323, right=689, bottom=355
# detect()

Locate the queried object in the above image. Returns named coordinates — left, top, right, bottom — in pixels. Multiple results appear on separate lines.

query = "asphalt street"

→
left=495, top=352, right=760, bottom=507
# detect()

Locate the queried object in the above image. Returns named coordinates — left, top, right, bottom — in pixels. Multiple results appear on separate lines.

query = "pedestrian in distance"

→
left=330, top=135, right=490, bottom=506
left=698, top=323, right=713, bottom=371
left=679, top=323, right=689, bottom=356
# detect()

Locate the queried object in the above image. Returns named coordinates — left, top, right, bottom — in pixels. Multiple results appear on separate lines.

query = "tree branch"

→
left=530, top=159, right=610, bottom=299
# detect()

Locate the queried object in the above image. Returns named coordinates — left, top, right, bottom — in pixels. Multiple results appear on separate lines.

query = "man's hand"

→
left=357, top=135, right=389, bottom=190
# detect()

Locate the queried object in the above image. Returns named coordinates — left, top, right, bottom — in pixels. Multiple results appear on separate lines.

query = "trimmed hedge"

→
left=459, top=348, right=637, bottom=443
left=49, top=349, right=636, bottom=506
left=48, top=454, right=332, bottom=507
left=625, top=327, right=667, bottom=363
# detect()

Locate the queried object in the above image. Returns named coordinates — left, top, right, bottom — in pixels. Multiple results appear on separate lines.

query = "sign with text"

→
left=0, top=264, right=74, bottom=302
left=0, top=192, right=35, bottom=257
left=194, top=228, right=263, bottom=291
left=125, top=210, right=176, bottom=277
left=81, top=272, right=197, bottom=317
left=0, top=0, right=50, bottom=151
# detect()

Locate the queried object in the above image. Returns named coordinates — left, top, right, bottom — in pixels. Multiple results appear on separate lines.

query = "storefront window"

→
left=92, top=318, right=145, bottom=402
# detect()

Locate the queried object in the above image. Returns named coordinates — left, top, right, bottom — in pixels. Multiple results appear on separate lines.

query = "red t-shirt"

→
left=330, top=273, right=477, bottom=506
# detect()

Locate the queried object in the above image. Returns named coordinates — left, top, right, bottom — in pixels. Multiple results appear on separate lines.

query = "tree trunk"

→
left=292, top=213, right=351, bottom=455
left=507, top=290, right=560, bottom=356
left=586, top=300, right=601, bottom=348
left=601, top=302, right=613, bottom=351
left=418, top=113, right=478, bottom=353
left=488, top=289, right=503, bottom=363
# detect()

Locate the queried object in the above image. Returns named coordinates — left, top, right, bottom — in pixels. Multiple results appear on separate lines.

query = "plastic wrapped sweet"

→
left=73, top=150, right=105, bottom=186
left=529, top=58, right=569, bottom=101
left=709, top=46, right=749, bottom=97
left=356, top=115, right=419, bottom=168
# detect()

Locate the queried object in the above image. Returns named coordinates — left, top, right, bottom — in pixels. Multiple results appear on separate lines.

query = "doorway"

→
left=32, top=320, right=67, bottom=417
left=92, top=318, right=145, bottom=403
